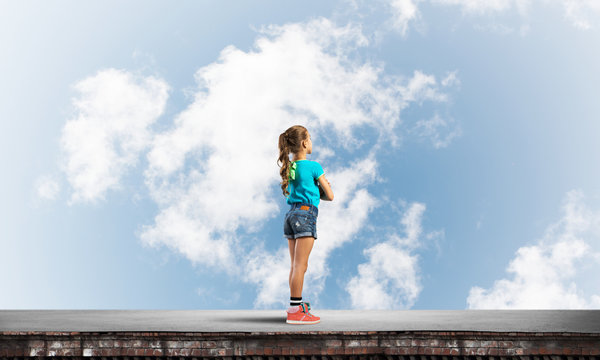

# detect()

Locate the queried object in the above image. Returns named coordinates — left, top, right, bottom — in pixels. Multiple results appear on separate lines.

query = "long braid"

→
left=278, top=133, right=291, bottom=196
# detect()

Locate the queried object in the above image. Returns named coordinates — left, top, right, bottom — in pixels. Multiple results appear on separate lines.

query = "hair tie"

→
left=288, top=161, right=297, bottom=181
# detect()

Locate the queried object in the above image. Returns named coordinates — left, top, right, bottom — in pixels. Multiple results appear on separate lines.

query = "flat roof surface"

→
left=1, top=310, right=600, bottom=333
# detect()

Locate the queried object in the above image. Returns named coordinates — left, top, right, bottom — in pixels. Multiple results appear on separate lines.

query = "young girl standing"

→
left=277, top=125, right=334, bottom=325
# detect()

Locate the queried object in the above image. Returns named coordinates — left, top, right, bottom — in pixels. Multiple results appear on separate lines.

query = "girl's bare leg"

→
left=288, top=238, right=296, bottom=290
left=290, top=236, right=315, bottom=298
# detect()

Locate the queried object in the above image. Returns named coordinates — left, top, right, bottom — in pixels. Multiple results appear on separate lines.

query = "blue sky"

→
left=2, top=0, right=600, bottom=310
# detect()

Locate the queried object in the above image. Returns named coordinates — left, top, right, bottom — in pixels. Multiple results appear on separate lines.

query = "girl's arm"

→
left=317, top=175, right=334, bottom=201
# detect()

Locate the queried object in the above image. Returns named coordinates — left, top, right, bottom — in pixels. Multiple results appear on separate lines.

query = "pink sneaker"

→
left=286, top=302, right=320, bottom=324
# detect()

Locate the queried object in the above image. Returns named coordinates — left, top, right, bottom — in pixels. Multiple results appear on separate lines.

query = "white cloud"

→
left=42, top=15, right=455, bottom=308
left=384, top=0, right=600, bottom=34
left=388, top=0, right=424, bottom=36
left=432, top=0, right=600, bottom=30
left=441, top=71, right=460, bottom=88
left=60, top=68, right=169, bottom=204
left=137, top=18, right=453, bottom=307
left=432, top=0, right=531, bottom=15
left=35, top=174, right=60, bottom=200
left=412, top=113, right=462, bottom=149
left=467, top=190, right=600, bottom=309
left=346, top=202, right=435, bottom=309
left=563, top=0, right=600, bottom=30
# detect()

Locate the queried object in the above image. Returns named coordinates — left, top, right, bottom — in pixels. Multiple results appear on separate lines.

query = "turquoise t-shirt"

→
left=286, top=159, right=325, bottom=207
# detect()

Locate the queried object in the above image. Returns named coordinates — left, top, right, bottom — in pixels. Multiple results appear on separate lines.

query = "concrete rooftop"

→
left=1, top=310, right=600, bottom=333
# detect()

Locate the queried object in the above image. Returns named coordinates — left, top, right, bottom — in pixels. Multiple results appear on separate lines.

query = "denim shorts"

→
left=283, top=203, right=318, bottom=240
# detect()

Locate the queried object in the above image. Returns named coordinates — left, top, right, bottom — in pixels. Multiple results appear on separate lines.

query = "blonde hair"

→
left=277, top=125, right=309, bottom=197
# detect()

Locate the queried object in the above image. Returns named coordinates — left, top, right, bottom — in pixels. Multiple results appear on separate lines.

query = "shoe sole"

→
left=286, top=319, right=320, bottom=324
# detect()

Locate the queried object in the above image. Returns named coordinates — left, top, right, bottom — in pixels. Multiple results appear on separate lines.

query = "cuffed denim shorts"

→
left=283, top=203, right=318, bottom=240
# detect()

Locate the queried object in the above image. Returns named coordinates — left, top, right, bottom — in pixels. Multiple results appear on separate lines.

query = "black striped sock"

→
left=290, top=297, right=302, bottom=306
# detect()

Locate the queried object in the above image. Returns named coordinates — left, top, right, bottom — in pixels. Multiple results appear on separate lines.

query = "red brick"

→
left=464, top=340, right=481, bottom=347
left=218, top=340, right=233, bottom=347
left=426, top=339, right=441, bottom=347
left=165, top=340, right=182, bottom=348
left=184, top=340, right=201, bottom=348
left=346, top=339, right=361, bottom=347
left=28, top=340, right=45, bottom=348
left=446, top=339, right=459, bottom=347
left=153, top=349, right=164, bottom=356
left=29, top=348, right=45, bottom=357
left=481, top=340, right=498, bottom=347
left=192, top=349, right=202, bottom=356
left=362, top=346, right=374, bottom=354
left=203, top=340, right=217, bottom=348
left=464, top=348, right=477, bottom=356
left=98, top=340, right=113, bottom=348
left=82, top=340, right=94, bottom=348
left=132, top=340, right=146, bottom=347
left=326, top=339, right=342, bottom=347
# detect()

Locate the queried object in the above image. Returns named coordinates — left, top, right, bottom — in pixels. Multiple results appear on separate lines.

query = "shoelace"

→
left=300, top=302, right=312, bottom=315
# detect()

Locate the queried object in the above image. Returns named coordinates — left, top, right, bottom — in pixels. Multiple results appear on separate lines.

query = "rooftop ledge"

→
left=2, top=310, right=600, bottom=333
left=2, top=310, right=600, bottom=358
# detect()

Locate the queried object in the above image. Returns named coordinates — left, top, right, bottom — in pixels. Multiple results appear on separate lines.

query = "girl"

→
left=277, top=125, right=334, bottom=325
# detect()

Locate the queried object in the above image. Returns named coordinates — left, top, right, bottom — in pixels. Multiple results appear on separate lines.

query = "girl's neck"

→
left=292, top=155, right=307, bottom=161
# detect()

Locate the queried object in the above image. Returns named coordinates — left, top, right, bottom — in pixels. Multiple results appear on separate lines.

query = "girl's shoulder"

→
left=298, top=159, right=322, bottom=167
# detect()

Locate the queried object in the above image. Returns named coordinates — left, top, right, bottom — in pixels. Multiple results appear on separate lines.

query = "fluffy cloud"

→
left=388, top=0, right=424, bottom=36
left=563, top=0, right=600, bottom=30
left=467, top=190, right=600, bottom=309
left=60, top=68, right=169, bottom=204
left=45, top=15, right=455, bottom=308
left=385, top=0, right=599, bottom=34
left=431, top=0, right=531, bottom=15
left=412, top=113, right=462, bottom=149
left=346, top=202, right=437, bottom=309
left=137, top=18, right=453, bottom=307
left=35, top=174, right=60, bottom=201
left=434, top=0, right=600, bottom=30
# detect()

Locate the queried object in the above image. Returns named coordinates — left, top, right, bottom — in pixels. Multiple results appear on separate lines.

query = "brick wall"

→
left=1, top=330, right=600, bottom=358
